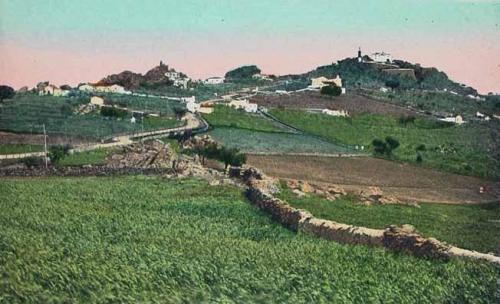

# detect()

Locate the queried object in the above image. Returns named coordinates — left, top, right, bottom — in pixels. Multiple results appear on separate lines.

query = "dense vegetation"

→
left=1, top=176, right=498, bottom=302
left=0, top=95, right=183, bottom=140
left=202, top=105, right=286, bottom=133
left=278, top=182, right=500, bottom=253
left=270, top=109, right=499, bottom=178
left=225, top=65, right=261, bottom=80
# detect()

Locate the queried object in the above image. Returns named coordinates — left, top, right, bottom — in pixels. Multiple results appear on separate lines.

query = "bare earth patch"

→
left=251, top=92, right=421, bottom=117
left=247, top=155, right=500, bottom=204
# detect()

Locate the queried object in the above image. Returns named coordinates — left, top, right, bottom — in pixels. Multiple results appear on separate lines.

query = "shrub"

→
left=0, top=85, right=15, bottom=102
left=22, top=156, right=45, bottom=168
left=320, top=85, right=342, bottom=96
left=49, top=144, right=72, bottom=164
left=398, top=115, right=416, bottom=125
left=372, top=137, right=400, bottom=157
left=416, top=154, right=423, bottom=163
left=416, top=144, right=426, bottom=152
left=100, top=106, right=128, bottom=119
left=385, top=136, right=400, bottom=152
left=372, top=139, right=388, bottom=155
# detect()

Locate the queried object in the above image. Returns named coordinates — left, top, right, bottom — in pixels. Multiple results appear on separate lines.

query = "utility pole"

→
left=43, top=124, right=48, bottom=169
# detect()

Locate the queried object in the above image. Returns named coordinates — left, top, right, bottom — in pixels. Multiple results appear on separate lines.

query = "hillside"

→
left=303, top=57, right=478, bottom=95
left=98, top=63, right=184, bottom=90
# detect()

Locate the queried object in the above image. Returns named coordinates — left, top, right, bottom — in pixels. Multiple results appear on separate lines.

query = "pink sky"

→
left=1, top=32, right=499, bottom=94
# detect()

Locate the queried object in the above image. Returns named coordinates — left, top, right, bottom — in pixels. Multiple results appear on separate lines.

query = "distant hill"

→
left=287, top=57, right=478, bottom=96
left=225, top=65, right=261, bottom=80
left=98, top=63, right=185, bottom=90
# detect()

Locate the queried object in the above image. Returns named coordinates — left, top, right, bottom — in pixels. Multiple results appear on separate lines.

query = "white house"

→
left=78, top=83, right=130, bottom=94
left=204, top=77, right=225, bottom=85
left=322, top=109, right=349, bottom=117
left=39, top=84, right=69, bottom=96
left=173, top=77, right=190, bottom=89
left=439, top=115, right=465, bottom=125
left=310, top=76, right=343, bottom=90
left=252, top=74, right=273, bottom=81
left=90, top=96, right=105, bottom=106
left=380, top=87, right=390, bottom=93
left=186, top=101, right=200, bottom=113
left=370, top=52, right=392, bottom=63
left=228, top=99, right=258, bottom=113
left=181, top=96, right=196, bottom=103
left=164, top=71, right=180, bottom=79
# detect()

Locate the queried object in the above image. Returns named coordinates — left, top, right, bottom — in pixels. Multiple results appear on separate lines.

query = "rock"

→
left=328, top=185, right=347, bottom=196
left=292, top=189, right=306, bottom=197
left=299, top=181, right=313, bottom=193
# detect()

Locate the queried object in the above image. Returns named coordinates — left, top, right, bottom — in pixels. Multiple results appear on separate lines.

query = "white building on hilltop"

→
left=439, top=115, right=465, bottom=125
left=204, top=77, right=225, bottom=85
left=79, top=83, right=131, bottom=95
left=370, top=52, right=392, bottom=63
left=310, top=76, right=343, bottom=89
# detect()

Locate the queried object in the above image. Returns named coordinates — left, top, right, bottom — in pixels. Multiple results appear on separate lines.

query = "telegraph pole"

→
left=43, top=124, right=48, bottom=169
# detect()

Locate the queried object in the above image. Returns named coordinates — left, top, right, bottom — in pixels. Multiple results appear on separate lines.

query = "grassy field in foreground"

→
left=278, top=182, right=500, bottom=253
left=269, top=109, right=499, bottom=179
left=209, top=127, right=355, bottom=154
left=0, top=144, right=44, bottom=155
left=202, top=105, right=286, bottom=133
left=1, top=176, right=498, bottom=302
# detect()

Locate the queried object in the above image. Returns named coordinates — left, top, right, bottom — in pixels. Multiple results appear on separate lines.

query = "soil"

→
left=247, top=155, right=500, bottom=204
left=251, top=91, right=422, bottom=117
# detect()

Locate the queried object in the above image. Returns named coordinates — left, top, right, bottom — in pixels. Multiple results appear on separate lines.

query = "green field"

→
left=0, top=144, right=44, bottom=155
left=203, top=105, right=286, bottom=133
left=209, top=127, right=354, bottom=154
left=102, top=94, right=184, bottom=115
left=57, top=148, right=111, bottom=167
left=0, top=95, right=183, bottom=140
left=278, top=182, right=500, bottom=253
left=270, top=109, right=499, bottom=178
left=0, top=176, right=498, bottom=302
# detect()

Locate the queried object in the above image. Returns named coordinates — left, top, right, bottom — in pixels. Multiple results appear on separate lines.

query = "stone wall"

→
left=241, top=166, right=500, bottom=265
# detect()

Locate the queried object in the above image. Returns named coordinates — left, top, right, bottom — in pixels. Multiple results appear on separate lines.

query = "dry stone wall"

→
left=241, top=166, right=500, bottom=265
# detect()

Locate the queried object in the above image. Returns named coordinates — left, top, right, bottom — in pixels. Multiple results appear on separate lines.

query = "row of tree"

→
left=193, top=142, right=246, bottom=171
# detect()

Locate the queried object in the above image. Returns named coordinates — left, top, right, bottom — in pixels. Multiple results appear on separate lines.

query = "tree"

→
left=320, top=85, right=342, bottom=96
left=0, top=85, right=15, bottom=102
left=372, top=139, right=388, bottom=155
left=372, top=137, right=400, bottom=157
left=385, top=136, right=400, bottom=153
left=49, top=144, right=71, bottom=164
left=385, top=79, right=400, bottom=90
left=174, top=106, right=187, bottom=119
left=225, top=65, right=261, bottom=80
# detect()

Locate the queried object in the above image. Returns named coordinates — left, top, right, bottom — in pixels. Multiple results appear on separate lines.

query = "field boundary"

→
left=240, top=166, right=500, bottom=265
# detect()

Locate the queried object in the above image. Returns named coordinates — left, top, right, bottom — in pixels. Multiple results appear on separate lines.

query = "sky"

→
left=0, top=0, right=499, bottom=93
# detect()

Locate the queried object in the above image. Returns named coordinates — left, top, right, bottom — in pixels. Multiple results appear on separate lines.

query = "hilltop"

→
left=98, top=62, right=187, bottom=90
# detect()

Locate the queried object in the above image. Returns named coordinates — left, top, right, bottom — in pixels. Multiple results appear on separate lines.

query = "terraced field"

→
left=209, top=127, right=354, bottom=154
left=0, top=95, right=183, bottom=140
left=1, top=176, right=498, bottom=302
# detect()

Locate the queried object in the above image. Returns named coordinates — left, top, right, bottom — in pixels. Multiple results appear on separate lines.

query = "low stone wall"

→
left=0, top=166, right=171, bottom=177
left=241, top=166, right=500, bottom=265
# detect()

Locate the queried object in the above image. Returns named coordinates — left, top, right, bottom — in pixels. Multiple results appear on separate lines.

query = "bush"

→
left=372, top=137, right=400, bottom=157
left=416, top=144, right=426, bottom=152
left=320, top=85, right=342, bottom=96
left=100, top=106, right=128, bottom=119
left=49, top=144, right=72, bottom=164
left=398, top=115, right=416, bottom=125
left=0, top=85, right=15, bottom=102
left=416, top=154, right=423, bottom=163
left=22, top=156, right=45, bottom=168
